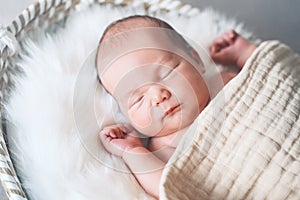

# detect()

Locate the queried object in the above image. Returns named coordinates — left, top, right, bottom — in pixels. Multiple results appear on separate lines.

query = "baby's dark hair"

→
left=99, top=15, right=175, bottom=44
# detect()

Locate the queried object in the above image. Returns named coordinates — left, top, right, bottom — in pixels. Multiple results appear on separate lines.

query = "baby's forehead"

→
left=97, top=28, right=188, bottom=72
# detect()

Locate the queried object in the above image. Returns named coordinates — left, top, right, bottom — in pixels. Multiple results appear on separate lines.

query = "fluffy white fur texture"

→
left=4, top=3, right=256, bottom=200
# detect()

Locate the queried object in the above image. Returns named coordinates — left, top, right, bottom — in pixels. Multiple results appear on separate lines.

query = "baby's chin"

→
left=136, top=122, right=187, bottom=138
left=133, top=125, right=165, bottom=138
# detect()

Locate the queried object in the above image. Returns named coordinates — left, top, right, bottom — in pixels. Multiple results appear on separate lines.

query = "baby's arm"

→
left=99, top=124, right=164, bottom=199
left=122, top=146, right=164, bottom=199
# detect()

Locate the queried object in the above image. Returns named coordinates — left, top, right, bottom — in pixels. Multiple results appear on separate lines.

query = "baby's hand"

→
left=210, top=29, right=257, bottom=69
left=99, top=124, right=144, bottom=158
left=210, top=29, right=238, bottom=66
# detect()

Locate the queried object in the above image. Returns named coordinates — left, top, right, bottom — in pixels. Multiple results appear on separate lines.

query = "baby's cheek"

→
left=128, top=107, right=152, bottom=129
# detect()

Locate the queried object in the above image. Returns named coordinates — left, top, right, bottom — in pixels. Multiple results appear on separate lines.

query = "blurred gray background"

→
left=184, top=0, right=300, bottom=53
left=0, top=0, right=299, bottom=199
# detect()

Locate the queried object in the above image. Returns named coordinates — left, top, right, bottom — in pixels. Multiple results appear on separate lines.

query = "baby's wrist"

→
left=122, top=146, right=149, bottom=160
left=121, top=146, right=165, bottom=174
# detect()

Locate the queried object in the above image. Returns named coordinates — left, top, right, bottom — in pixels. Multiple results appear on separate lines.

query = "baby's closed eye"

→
left=131, top=95, right=144, bottom=107
left=160, top=61, right=180, bottom=80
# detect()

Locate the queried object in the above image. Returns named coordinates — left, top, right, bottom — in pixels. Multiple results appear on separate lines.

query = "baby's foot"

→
left=210, top=30, right=257, bottom=69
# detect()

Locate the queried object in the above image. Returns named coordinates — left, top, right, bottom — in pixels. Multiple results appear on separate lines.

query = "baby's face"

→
left=100, top=49, right=209, bottom=137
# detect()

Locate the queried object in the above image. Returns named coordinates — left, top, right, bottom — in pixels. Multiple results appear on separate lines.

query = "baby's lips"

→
left=164, top=104, right=181, bottom=116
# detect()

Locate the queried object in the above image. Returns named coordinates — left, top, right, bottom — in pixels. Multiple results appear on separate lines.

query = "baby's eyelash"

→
left=136, top=96, right=144, bottom=103
left=174, top=61, right=180, bottom=69
left=161, top=62, right=180, bottom=80
left=131, top=95, right=144, bottom=107
left=161, top=69, right=172, bottom=80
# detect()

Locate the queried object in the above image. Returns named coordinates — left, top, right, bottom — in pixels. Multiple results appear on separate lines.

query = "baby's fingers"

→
left=224, top=30, right=237, bottom=45
left=210, top=38, right=226, bottom=53
left=102, top=126, right=124, bottom=139
left=99, top=130, right=112, bottom=144
left=115, top=127, right=125, bottom=138
left=99, top=130, right=124, bottom=157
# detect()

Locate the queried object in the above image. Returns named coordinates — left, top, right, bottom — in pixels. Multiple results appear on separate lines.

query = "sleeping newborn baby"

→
left=96, top=15, right=257, bottom=198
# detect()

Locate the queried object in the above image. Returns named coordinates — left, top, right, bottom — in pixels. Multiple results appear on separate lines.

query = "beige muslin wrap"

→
left=160, top=41, right=300, bottom=200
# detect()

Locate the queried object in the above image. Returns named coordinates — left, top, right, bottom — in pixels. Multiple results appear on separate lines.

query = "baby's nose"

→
left=148, top=85, right=171, bottom=105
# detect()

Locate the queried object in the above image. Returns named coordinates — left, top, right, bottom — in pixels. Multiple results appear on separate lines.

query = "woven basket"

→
left=0, top=0, right=200, bottom=199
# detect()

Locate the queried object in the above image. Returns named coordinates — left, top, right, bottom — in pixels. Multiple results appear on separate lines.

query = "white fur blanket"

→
left=160, top=41, right=300, bottom=200
left=4, top=4, right=257, bottom=200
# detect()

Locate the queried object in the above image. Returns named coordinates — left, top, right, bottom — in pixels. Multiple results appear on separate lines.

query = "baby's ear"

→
left=189, top=47, right=206, bottom=74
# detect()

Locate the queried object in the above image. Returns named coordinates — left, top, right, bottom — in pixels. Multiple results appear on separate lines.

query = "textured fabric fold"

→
left=160, top=41, right=300, bottom=200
